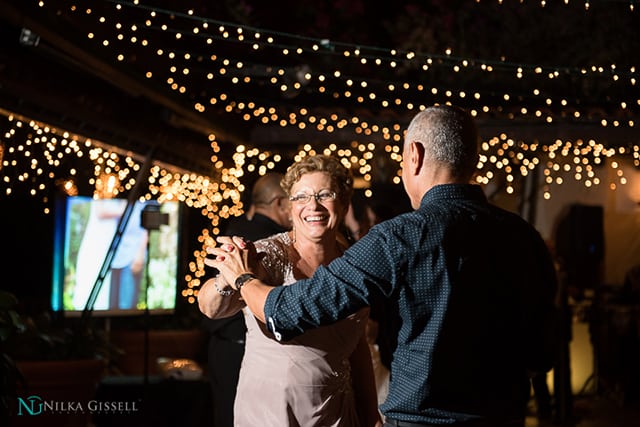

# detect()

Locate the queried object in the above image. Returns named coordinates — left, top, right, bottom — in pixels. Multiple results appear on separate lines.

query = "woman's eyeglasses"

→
left=288, top=190, right=337, bottom=204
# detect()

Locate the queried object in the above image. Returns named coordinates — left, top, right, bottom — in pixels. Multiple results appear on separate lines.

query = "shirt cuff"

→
left=264, top=285, right=285, bottom=341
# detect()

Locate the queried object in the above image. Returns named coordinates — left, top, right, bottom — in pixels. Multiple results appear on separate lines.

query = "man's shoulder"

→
left=365, top=209, right=423, bottom=238
left=489, top=203, right=538, bottom=230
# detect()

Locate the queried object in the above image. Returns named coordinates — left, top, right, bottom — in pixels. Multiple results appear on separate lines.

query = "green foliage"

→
left=2, top=289, right=122, bottom=360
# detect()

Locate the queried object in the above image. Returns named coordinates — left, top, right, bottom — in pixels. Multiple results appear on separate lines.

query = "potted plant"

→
left=0, top=290, right=120, bottom=426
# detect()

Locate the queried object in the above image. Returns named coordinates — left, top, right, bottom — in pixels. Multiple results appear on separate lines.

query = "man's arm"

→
left=207, top=231, right=396, bottom=341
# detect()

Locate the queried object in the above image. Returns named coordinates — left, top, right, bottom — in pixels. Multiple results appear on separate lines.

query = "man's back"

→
left=377, top=185, right=555, bottom=421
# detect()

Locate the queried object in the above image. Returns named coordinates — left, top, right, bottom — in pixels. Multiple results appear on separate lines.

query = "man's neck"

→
left=413, top=166, right=470, bottom=208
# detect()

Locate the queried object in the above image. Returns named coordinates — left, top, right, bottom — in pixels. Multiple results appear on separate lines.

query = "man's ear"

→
left=406, top=140, right=426, bottom=176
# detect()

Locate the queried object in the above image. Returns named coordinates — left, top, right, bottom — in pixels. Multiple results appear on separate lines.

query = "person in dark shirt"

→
left=209, top=105, right=558, bottom=427
left=201, top=172, right=291, bottom=427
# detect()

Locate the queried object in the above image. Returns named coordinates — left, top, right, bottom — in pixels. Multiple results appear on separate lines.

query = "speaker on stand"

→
left=140, top=202, right=170, bottom=387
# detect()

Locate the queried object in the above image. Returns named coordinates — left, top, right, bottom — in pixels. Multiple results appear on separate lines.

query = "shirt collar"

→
left=420, top=184, right=487, bottom=208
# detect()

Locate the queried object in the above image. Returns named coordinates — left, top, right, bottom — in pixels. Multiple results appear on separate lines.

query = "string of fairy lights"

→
left=478, top=0, right=636, bottom=11
left=2, top=109, right=639, bottom=304
left=3, top=1, right=639, bottom=303
left=41, top=0, right=638, bottom=137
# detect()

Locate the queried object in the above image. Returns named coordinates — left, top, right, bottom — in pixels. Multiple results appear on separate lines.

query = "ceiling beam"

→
left=0, top=1, right=245, bottom=145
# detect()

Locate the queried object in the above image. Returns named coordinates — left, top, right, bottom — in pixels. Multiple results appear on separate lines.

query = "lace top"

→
left=234, top=232, right=369, bottom=427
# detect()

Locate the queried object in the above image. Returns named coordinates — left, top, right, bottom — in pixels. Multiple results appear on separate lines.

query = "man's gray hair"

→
left=405, top=105, right=479, bottom=180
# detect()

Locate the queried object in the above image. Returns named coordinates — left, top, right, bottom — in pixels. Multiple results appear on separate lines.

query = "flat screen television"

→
left=51, top=196, right=181, bottom=316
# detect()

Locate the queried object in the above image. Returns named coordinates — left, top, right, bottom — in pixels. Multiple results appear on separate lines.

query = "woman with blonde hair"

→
left=198, top=154, right=381, bottom=427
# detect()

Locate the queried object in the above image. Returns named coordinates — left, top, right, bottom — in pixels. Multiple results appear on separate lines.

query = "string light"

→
left=40, top=0, right=638, bottom=139
left=2, top=108, right=638, bottom=302
left=478, top=0, right=635, bottom=8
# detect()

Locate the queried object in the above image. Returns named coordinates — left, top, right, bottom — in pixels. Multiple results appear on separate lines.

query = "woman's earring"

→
left=291, top=226, right=296, bottom=243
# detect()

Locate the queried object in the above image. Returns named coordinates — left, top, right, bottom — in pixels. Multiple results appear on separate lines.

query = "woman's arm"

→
left=205, top=236, right=278, bottom=323
left=197, top=276, right=246, bottom=319
left=349, top=315, right=383, bottom=427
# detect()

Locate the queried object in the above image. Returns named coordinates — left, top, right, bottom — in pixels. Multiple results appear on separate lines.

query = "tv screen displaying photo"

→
left=52, top=196, right=181, bottom=315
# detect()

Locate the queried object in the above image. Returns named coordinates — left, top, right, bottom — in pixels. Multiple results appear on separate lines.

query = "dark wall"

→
left=0, top=194, right=54, bottom=315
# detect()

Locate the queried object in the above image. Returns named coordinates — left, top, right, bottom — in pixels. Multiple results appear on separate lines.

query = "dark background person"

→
left=224, top=172, right=292, bottom=241
left=209, top=105, right=559, bottom=427
left=201, top=172, right=291, bottom=427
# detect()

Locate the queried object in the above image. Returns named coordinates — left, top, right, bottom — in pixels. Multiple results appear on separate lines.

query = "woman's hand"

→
left=204, top=236, right=272, bottom=324
left=204, top=235, right=258, bottom=289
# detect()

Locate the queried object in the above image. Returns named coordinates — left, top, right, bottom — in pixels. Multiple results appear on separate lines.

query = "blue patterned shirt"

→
left=264, top=184, right=558, bottom=424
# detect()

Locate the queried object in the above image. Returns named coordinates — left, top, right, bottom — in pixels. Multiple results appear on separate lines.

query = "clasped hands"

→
left=205, top=236, right=258, bottom=290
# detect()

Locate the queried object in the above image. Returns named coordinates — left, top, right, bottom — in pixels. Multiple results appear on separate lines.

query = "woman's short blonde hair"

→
left=281, top=155, right=354, bottom=205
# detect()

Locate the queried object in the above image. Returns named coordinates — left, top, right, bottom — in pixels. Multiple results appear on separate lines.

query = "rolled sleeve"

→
left=264, top=285, right=292, bottom=341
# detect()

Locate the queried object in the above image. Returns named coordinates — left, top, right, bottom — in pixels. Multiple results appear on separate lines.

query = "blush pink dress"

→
left=234, top=232, right=369, bottom=427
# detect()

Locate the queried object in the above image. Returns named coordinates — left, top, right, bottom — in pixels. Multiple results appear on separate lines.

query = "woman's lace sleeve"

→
left=254, top=236, right=287, bottom=286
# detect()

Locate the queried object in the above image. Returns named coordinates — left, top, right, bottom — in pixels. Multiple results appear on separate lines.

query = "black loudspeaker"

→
left=554, top=203, right=604, bottom=290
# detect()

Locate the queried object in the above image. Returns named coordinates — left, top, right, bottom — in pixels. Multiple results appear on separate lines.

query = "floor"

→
left=526, top=300, right=640, bottom=427
left=525, top=392, right=640, bottom=427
